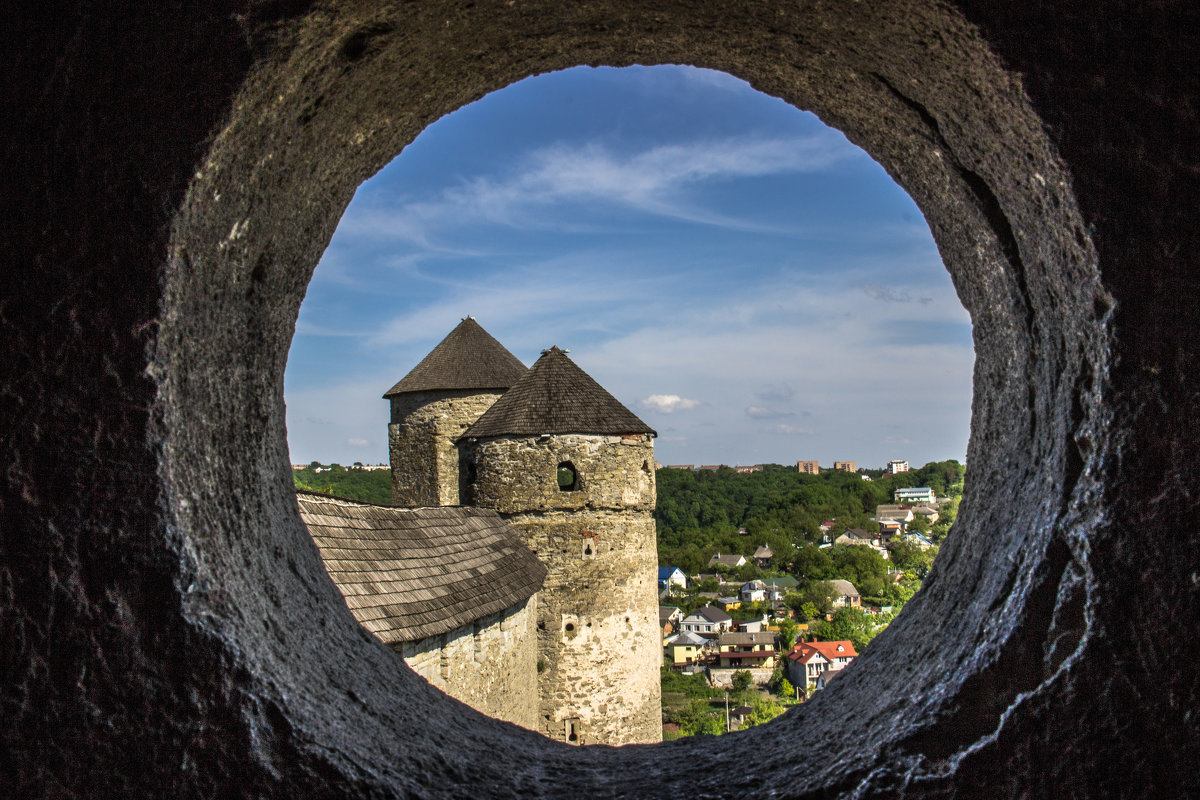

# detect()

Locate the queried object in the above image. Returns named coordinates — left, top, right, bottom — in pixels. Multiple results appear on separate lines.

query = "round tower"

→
left=459, top=347, right=662, bottom=745
left=383, top=318, right=526, bottom=507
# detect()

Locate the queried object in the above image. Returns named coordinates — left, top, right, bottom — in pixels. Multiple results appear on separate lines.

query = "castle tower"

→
left=383, top=318, right=526, bottom=507
left=459, top=347, right=661, bottom=745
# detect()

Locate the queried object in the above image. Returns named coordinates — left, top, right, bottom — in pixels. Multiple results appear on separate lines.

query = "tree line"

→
left=292, top=463, right=392, bottom=505
left=655, top=460, right=962, bottom=576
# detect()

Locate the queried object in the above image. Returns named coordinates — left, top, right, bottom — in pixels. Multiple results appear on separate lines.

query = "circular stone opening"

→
left=155, top=1, right=1109, bottom=795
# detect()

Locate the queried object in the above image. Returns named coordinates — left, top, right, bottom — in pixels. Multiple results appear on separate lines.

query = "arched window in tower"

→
left=557, top=461, right=578, bottom=492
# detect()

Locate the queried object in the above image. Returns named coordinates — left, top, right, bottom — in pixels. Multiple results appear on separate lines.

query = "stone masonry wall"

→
left=466, top=434, right=661, bottom=745
left=389, top=390, right=505, bottom=506
left=394, top=596, right=538, bottom=730
left=468, top=433, right=656, bottom=514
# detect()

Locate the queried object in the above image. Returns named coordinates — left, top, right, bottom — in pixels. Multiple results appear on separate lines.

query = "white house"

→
left=894, top=486, right=935, bottom=504
left=740, top=580, right=767, bottom=603
left=680, top=606, right=734, bottom=637
left=785, top=640, right=858, bottom=689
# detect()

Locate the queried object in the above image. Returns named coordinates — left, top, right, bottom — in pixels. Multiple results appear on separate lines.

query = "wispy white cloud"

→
left=333, top=133, right=853, bottom=246
left=862, top=285, right=935, bottom=305
left=746, top=406, right=795, bottom=419
left=642, top=394, right=701, bottom=413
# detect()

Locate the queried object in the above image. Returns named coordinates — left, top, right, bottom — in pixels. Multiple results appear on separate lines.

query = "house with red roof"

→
left=785, top=639, right=857, bottom=690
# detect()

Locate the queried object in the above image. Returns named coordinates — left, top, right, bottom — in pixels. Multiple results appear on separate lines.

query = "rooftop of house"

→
left=382, top=317, right=527, bottom=398
left=460, top=346, right=656, bottom=439
left=686, top=605, right=733, bottom=624
left=788, top=640, right=858, bottom=664
left=838, top=528, right=875, bottom=540
left=298, top=491, right=546, bottom=644
left=708, top=553, right=746, bottom=568
left=668, top=631, right=710, bottom=648
left=718, top=631, right=775, bottom=647
left=828, top=579, right=861, bottom=598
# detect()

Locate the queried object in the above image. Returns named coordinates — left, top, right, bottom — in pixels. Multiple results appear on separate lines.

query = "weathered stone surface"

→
left=467, top=434, right=656, bottom=514
left=389, top=390, right=506, bottom=506
left=396, top=598, right=539, bottom=730
left=4, top=0, right=1198, bottom=797
left=467, top=433, right=662, bottom=744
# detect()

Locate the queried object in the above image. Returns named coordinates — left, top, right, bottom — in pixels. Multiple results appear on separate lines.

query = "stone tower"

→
left=383, top=318, right=526, bottom=507
left=460, top=347, right=662, bottom=745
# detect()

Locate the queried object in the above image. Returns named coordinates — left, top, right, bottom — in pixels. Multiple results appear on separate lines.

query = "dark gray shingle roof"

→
left=298, top=492, right=546, bottom=643
left=383, top=317, right=527, bottom=398
left=461, top=346, right=656, bottom=439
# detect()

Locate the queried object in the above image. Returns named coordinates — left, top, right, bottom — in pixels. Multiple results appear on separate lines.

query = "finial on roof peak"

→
left=540, top=346, right=569, bottom=356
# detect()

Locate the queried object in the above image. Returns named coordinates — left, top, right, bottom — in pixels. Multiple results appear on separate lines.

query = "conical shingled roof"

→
left=461, top=347, right=656, bottom=439
left=383, top=317, right=527, bottom=398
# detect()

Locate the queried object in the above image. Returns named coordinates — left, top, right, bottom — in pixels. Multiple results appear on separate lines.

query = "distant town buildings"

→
left=894, top=486, right=936, bottom=504
left=733, top=465, right=763, bottom=473
left=833, top=461, right=856, bottom=472
left=884, top=459, right=910, bottom=474
left=797, top=460, right=820, bottom=474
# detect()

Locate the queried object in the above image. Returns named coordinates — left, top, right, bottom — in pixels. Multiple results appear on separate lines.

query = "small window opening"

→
left=565, top=718, right=581, bottom=744
left=557, top=461, right=577, bottom=491
left=581, top=531, right=598, bottom=559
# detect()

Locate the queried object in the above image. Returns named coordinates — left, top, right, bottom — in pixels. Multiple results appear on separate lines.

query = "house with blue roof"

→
left=658, top=566, right=687, bottom=594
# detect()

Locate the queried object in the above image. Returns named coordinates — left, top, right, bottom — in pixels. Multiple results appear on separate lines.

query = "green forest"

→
left=292, top=463, right=392, bottom=505
left=654, top=460, right=963, bottom=575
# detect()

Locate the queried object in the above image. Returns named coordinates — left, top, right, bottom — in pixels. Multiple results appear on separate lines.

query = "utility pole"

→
left=725, top=690, right=730, bottom=732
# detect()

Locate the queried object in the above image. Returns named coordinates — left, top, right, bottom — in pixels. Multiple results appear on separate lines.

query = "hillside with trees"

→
left=293, top=463, right=392, bottom=505
left=655, top=460, right=962, bottom=575
left=655, top=461, right=962, bottom=634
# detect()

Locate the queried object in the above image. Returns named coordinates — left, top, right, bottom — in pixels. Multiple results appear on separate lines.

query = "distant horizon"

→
left=285, top=65, right=972, bottom=468
left=293, top=456, right=963, bottom=470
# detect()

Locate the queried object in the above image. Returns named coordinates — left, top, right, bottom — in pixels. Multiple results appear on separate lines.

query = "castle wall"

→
left=388, top=390, right=505, bottom=506
left=468, top=433, right=656, bottom=514
left=394, top=596, right=539, bottom=730
left=465, top=434, right=661, bottom=745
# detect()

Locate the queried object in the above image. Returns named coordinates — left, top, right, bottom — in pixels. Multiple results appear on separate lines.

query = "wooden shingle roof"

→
left=461, top=346, right=656, bottom=439
left=383, top=317, right=527, bottom=398
left=298, top=492, right=545, bottom=643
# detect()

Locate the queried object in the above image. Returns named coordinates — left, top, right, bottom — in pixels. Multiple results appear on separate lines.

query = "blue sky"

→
left=285, top=65, right=973, bottom=469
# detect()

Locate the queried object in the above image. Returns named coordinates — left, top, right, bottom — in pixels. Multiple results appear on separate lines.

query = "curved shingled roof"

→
left=383, top=317, right=527, bottom=398
left=461, top=346, right=656, bottom=439
left=298, top=492, right=546, bottom=643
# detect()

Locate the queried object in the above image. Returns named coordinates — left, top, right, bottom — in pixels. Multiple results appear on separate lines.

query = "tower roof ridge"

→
left=383, top=317, right=527, bottom=397
left=460, top=347, right=656, bottom=439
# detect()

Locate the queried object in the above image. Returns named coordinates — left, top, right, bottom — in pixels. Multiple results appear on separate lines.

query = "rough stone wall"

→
left=466, top=434, right=662, bottom=745
left=394, top=597, right=539, bottom=730
left=389, top=390, right=504, bottom=506
left=468, top=433, right=656, bottom=514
